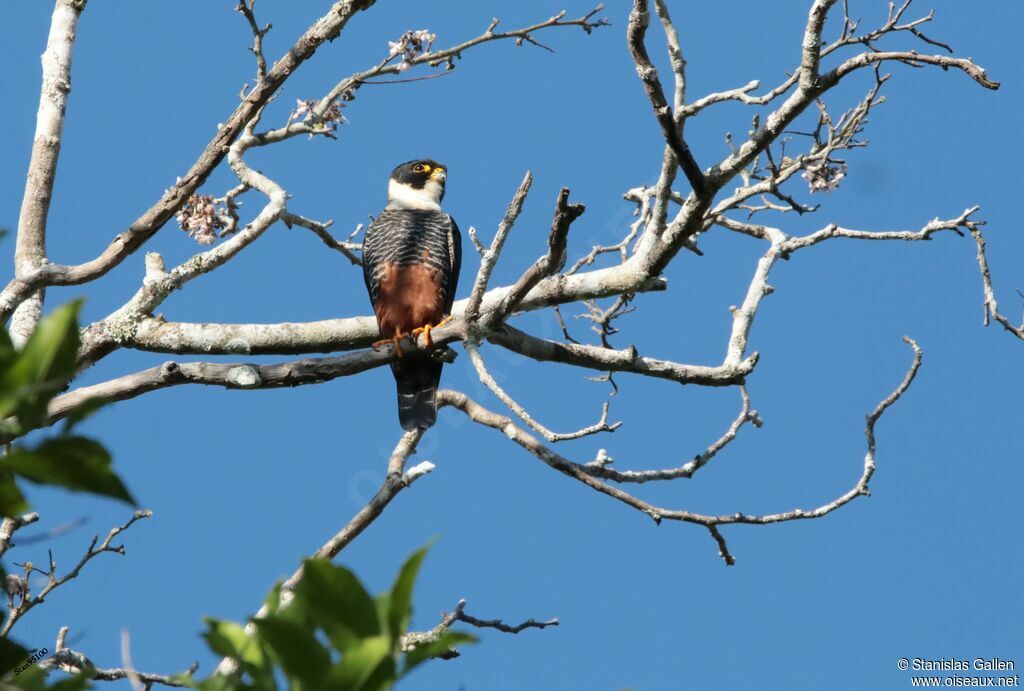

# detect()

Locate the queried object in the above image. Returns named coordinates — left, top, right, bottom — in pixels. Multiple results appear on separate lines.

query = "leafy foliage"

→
left=0, top=301, right=134, bottom=516
left=192, top=546, right=475, bottom=691
left=0, top=302, right=134, bottom=689
left=0, top=308, right=467, bottom=689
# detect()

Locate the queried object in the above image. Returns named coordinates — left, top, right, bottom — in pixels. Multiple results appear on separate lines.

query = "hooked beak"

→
left=429, top=168, right=447, bottom=183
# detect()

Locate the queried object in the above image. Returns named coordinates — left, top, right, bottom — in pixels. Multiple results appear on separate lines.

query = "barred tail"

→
left=391, top=354, right=441, bottom=431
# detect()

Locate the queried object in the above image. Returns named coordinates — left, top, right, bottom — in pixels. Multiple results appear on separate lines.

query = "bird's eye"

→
left=413, top=164, right=427, bottom=173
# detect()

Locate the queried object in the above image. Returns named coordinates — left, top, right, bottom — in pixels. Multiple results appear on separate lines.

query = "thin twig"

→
left=3, top=511, right=152, bottom=636
left=440, top=339, right=921, bottom=565
left=464, top=172, right=533, bottom=325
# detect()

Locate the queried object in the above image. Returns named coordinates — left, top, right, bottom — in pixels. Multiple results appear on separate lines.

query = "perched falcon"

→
left=362, top=159, right=462, bottom=431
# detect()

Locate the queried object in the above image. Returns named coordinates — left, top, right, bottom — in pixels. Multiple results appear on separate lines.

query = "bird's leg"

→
left=412, top=315, right=454, bottom=349
left=412, top=323, right=435, bottom=348
left=372, top=333, right=405, bottom=357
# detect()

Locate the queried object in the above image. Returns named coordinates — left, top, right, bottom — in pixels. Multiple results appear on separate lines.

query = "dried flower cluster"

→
left=294, top=98, right=348, bottom=135
left=176, top=194, right=226, bottom=245
left=802, top=161, right=848, bottom=193
left=388, top=29, right=436, bottom=71
left=4, top=573, right=27, bottom=601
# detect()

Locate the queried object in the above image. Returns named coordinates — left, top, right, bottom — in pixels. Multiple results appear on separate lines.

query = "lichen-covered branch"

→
left=0, top=512, right=40, bottom=560
left=40, top=625, right=197, bottom=688
left=10, top=0, right=84, bottom=345
left=627, top=0, right=705, bottom=196
left=969, top=225, right=1024, bottom=341
left=78, top=267, right=668, bottom=360
left=45, top=329, right=464, bottom=431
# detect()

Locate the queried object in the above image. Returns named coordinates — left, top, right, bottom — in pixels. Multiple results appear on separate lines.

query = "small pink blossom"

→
left=387, top=29, right=436, bottom=70
left=294, top=98, right=347, bottom=134
left=177, top=194, right=226, bottom=245
left=802, top=162, right=848, bottom=194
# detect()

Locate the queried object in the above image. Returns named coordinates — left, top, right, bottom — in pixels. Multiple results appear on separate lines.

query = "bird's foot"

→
left=372, top=334, right=405, bottom=357
left=412, top=316, right=453, bottom=348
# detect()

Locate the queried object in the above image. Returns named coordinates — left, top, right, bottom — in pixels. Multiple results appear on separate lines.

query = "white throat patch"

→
left=387, top=179, right=444, bottom=211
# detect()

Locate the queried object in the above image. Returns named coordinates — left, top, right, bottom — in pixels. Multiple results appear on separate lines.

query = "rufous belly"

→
left=373, top=261, right=445, bottom=337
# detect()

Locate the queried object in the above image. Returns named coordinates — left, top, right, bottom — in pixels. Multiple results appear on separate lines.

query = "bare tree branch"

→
left=44, top=328, right=464, bottom=431
left=627, top=0, right=706, bottom=196
left=496, top=187, right=584, bottom=322
left=0, top=0, right=377, bottom=323
left=800, top=0, right=840, bottom=91
left=3, top=510, right=151, bottom=636
left=402, top=598, right=559, bottom=659
left=0, top=5, right=1005, bottom=677
left=582, top=386, right=761, bottom=483
left=78, top=267, right=667, bottom=361
left=440, top=337, right=920, bottom=565
left=465, top=172, right=533, bottom=325
left=39, top=625, right=197, bottom=688
left=236, top=0, right=271, bottom=84
left=488, top=325, right=756, bottom=387
left=969, top=225, right=1024, bottom=340
left=830, top=50, right=998, bottom=89
left=214, top=429, right=432, bottom=676
left=0, top=513, right=40, bottom=559
left=283, top=212, right=361, bottom=266
left=10, top=0, right=84, bottom=345
left=465, top=341, right=620, bottom=442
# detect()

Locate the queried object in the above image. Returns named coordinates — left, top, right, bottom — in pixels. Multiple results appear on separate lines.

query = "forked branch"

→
left=439, top=336, right=921, bottom=565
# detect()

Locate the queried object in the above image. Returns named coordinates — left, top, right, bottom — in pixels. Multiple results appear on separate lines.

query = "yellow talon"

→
left=372, top=334, right=405, bottom=357
left=412, top=316, right=453, bottom=349
left=412, top=323, right=434, bottom=348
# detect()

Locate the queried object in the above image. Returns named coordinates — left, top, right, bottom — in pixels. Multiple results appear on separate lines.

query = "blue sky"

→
left=2, top=1, right=1022, bottom=689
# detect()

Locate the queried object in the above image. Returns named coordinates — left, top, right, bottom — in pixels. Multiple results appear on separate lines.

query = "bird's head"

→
left=387, top=159, right=447, bottom=211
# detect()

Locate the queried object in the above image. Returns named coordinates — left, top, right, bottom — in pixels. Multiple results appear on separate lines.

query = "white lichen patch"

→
left=104, top=311, right=143, bottom=344
left=226, top=365, right=261, bottom=388
left=225, top=338, right=253, bottom=355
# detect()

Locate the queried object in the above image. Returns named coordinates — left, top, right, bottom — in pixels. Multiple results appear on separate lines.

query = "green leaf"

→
left=189, top=674, right=236, bottom=691
left=373, top=594, right=390, bottom=639
left=262, top=580, right=283, bottom=617
left=0, top=300, right=82, bottom=426
left=253, top=616, right=331, bottom=688
left=202, top=618, right=265, bottom=672
left=5, top=436, right=134, bottom=505
left=4, top=665, right=49, bottom=691
left=324, top=636, right=394, bottom=691
left=47, top=674, right=92, bottom=690
left=0, top=470, right=29, bottom=518
left=0, top=637, right=29, bottom=675
left=60, top=395, right=112, bottom=433
left=0, top=325, right=16, bottom=373
left=402, top=631, right=477, bottom=674
left=293, top=560, right=379, bottom=651
left=386, top=547, right=427, bottom=646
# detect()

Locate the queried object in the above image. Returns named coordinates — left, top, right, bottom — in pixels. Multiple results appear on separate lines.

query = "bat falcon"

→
left=362, top=159, right=462, bottom=431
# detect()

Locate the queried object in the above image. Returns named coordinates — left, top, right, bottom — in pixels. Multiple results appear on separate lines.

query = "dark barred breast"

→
left=362, top=208, right=461, bottom=311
